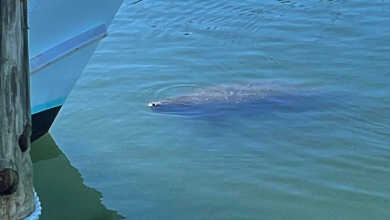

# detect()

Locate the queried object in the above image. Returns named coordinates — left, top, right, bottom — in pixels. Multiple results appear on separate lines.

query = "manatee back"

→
left=149, top=81, right=353, bottom=118
left=167, top=80, right=307, bottom=104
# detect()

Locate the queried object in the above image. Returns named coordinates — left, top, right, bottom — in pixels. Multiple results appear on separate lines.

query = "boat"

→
left=28, top=0, right=124, bottom=142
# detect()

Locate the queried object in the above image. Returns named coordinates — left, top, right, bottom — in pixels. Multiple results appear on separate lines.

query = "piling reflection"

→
left=30, top=134, right=124, bottom=220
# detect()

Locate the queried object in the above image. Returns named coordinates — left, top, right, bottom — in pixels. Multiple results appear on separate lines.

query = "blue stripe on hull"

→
left=31, top=98, right=66, bottom=115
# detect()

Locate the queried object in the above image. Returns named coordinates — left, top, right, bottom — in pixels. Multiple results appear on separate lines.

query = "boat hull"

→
left=28, top=0, right=124, bottom=142
left=31, top=106, right=62, bottom=142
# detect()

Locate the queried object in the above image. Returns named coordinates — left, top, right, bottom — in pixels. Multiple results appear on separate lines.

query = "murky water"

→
left=35, top=0, right=390, bottom=219
left=31, top=134, right=124, bottom=220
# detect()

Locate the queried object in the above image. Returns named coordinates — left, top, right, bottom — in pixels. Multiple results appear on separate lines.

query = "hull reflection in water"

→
left=31, top=134, right=124, bottom=220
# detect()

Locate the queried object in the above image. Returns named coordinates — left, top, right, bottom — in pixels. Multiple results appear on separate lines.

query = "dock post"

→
left=0, top=0, right=39, bottom=219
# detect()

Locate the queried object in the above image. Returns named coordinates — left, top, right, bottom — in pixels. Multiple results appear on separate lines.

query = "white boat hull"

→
left=28, top=0, right=123, bottom=142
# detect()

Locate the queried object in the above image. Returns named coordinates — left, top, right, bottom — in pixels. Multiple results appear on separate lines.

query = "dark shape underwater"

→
left=148, top=81, right=352, bottom=120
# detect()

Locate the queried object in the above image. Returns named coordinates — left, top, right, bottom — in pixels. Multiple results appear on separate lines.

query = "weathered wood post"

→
left=0, top=0, right=36, bottom=219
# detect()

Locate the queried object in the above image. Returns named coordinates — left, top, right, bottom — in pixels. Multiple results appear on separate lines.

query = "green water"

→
left=31, top=134, right=124, bottom=220
left=34, top=0, right=390, bottom=219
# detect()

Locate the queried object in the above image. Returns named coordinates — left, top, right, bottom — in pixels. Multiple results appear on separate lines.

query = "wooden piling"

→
left=0, top=0, right=35, bottom=219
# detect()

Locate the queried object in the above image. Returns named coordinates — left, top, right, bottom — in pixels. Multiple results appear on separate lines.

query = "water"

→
left=31, top=134, right=124, bottom=220
left=40, top=0, right=390, bottom=219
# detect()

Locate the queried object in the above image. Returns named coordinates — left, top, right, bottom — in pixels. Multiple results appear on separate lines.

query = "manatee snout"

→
left=148, top=99, right=207, bottom=116
left=148, top=101, right=162, bottom=107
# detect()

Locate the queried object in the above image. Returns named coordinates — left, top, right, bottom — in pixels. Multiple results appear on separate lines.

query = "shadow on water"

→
left=30, top=133, right=125, bottom=220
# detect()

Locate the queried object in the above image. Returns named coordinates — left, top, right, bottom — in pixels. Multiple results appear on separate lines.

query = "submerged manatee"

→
left=148, top=81, right=348, bottom=118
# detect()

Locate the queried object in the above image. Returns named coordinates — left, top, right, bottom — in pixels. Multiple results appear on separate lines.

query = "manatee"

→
left=148, top=80, right=350, bottom=119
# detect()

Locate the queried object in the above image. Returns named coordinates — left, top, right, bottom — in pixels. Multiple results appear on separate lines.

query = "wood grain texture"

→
left=0, top=0, right=35, bottom=219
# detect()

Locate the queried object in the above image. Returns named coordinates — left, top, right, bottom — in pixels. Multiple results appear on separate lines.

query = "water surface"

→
left=31, top=134, right=124, bottom=220
left=49, top=0, right=390, bottom=219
